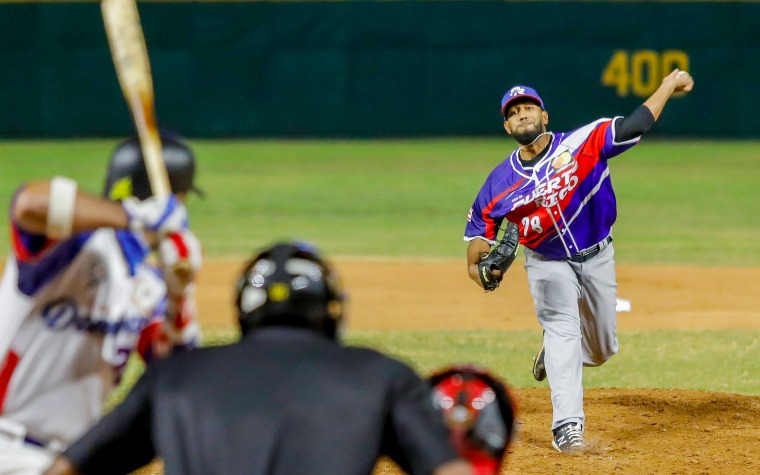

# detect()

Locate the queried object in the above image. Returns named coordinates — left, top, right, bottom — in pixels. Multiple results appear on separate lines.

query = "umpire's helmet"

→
left=429, top=365, right=516, bottom=474
left=103, top=132, right=203, bottom=200
left=235, top=242, right=345, bottom=339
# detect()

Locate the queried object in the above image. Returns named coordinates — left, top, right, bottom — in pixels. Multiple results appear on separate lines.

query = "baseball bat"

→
left=102, top=0, right=193, bottom=279
left=102, top=0, right=170, bottom=198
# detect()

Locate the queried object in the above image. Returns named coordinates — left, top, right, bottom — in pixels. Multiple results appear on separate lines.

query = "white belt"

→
left=0, top=418, right=65, bottom=453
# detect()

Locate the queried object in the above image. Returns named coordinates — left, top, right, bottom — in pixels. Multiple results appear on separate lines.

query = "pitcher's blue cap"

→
left=501, top=86, right=544, bottom=117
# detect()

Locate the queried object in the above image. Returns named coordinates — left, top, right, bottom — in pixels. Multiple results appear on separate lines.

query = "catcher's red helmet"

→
left=429, top=365, right=516, bottom=475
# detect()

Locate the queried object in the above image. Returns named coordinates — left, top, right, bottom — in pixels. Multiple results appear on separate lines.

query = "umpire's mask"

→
left=235, top=242, right=345, bottom=339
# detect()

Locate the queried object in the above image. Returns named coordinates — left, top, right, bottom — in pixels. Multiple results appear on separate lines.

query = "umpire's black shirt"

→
left=65, top=327, right=459, bottom=475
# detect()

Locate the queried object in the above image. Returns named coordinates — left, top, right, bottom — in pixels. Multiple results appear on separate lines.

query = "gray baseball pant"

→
left=523, top=239, right=618, bottom=431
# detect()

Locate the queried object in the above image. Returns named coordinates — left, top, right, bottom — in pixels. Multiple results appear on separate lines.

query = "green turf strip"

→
left=108, top=328, right=760, bottom=412
left=1, top=139, right=758, bottom=265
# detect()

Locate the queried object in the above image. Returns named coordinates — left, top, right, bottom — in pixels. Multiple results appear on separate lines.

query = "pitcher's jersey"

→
left=0, top=226, right=169, bottom=446
left=464, top=118, right=640, bottom=259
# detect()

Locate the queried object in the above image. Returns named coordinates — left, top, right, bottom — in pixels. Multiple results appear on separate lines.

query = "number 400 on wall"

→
left=601, top=50, right=689, bottom=98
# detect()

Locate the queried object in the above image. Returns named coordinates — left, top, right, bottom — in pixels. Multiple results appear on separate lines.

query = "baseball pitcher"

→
left=464, top=70, right=694, bottom=453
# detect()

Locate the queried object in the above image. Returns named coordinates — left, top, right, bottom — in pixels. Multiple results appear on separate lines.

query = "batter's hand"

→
left=122, top=194, right=188, bottom=236
left=159, top=228, right=203, bottom=297
left=663, top=69, right=694, bottom=94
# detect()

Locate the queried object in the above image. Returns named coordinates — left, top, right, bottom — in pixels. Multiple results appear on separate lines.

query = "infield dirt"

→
left=137, top=258, right=760, bottom=474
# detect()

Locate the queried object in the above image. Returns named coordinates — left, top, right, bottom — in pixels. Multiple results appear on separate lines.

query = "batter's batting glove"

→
left=158, top=229, right=203, bottom=350
left=159, top=228, right=203, bottom=298
left=477, top=222, right=520, bottom=292
left=122, top=194, right=188, bottom=236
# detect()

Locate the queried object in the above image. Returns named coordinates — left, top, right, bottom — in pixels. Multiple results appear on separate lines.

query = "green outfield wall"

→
left=0, top=1, right=757, bottom=138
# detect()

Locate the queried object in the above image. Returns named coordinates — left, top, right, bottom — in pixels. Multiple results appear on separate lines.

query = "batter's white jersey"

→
left=0, top=226, right=190, bottom=453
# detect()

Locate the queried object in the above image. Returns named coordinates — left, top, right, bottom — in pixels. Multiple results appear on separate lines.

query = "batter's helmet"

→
left=235, top=242, right=345, bottom=339
left=429, top=365, right=516, bottom=475
left=103, top=132, right=203, bottom=200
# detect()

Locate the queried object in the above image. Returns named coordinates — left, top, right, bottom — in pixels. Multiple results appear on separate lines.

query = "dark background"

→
left=1, top=1, right=757, bottom=138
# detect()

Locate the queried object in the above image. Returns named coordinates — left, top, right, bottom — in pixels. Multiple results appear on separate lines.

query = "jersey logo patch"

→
left=467, top=207, right=473, bottom=222
left=551, top=151, right=574, bottom=171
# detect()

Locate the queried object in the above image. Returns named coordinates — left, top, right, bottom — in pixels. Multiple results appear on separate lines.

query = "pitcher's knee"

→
left=584, top=345, right=618, bottom=367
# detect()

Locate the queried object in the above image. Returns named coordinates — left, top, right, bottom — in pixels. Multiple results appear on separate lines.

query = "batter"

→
left=0, top=135, right=203, bottom=473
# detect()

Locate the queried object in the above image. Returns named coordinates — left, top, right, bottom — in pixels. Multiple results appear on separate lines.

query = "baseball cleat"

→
left=532, top=343, right=546, bottom=381
left=552, top=422, right=585, bottom=454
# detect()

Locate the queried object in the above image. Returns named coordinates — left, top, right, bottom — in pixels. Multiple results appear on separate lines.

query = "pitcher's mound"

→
left=371, top=388, right=760, bottom=474
left=502, top=387, right=759, bottom=474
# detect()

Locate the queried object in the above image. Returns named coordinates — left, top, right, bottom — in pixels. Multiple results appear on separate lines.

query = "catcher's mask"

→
left=429, top=365, right=516, bottom=475
left=235, top=242, right=345, bottom=339
left=103, top=132, right=204, bottom=200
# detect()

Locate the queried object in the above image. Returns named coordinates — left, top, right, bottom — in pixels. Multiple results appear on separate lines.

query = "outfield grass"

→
left=351, top=329, right=760, bottom=396
left=1, top=139, right=758, bottom=265
left=109, top=327, right=760, bottom=409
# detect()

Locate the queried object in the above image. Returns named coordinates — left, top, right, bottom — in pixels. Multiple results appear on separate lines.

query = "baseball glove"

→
left=478, top=222, right=520, bottom=292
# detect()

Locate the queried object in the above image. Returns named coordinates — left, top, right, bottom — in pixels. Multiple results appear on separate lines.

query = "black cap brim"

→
left=190, top=184, right=206, bottom=198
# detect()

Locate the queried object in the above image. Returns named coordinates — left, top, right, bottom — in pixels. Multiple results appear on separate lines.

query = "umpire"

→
left=44, top=242, right=472, bottom=475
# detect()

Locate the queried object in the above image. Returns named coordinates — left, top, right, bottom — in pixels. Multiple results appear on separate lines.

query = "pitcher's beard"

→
left=513, top=127, right=545, bottom=146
